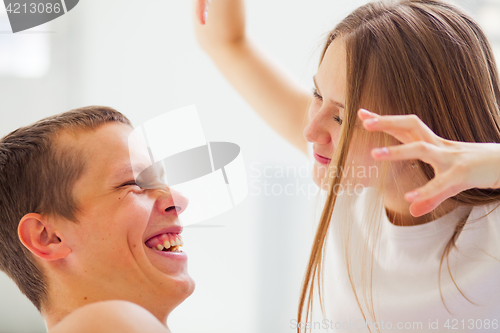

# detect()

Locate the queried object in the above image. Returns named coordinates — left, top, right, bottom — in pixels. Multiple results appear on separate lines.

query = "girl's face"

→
left=303, top=38, right=377, bottom=190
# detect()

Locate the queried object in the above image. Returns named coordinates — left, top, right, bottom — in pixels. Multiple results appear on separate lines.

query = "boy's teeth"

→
left=169, top=245, right=182, bottom=252
left=145, top=233, right=184, bottom=250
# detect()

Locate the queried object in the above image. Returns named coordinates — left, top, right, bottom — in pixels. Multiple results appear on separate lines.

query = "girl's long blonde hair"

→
left=298, top=0, right=500, bottom=331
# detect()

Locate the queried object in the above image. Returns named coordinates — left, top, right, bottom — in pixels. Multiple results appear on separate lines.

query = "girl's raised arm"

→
left=194, top=0, right=311, bottom=154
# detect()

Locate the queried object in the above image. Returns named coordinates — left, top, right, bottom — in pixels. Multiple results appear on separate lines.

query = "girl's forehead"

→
left=318, top=41, right=346, bottom=83
left=316, top=39, right=347, bottom=115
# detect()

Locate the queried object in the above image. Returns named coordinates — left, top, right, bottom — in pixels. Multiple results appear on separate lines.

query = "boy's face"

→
left=55, top=122, right=194, bottom=314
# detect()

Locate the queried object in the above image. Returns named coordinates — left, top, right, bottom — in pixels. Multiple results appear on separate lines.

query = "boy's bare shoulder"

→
left=48, top=300, right=170, bottom=333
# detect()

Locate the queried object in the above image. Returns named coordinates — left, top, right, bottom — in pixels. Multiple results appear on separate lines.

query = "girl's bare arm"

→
left=194, top=0, right=311, bottom=154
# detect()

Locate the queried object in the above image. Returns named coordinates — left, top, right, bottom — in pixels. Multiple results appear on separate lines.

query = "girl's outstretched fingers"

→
left=409, top=193, right=455, bottom=217
left=358, top=108, right=378, bottom=121
left=371, top=141, right=439, bottom=165
left=196, top=0, right=210, bottom=25
left=359, top=110, right=439, bottom=145
left=405, top=173, right=464, bottom=216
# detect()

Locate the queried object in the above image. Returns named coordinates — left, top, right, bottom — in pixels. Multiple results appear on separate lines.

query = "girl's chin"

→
left=311, top=173, right=332, bottom=192
left=312, top=161, right=330, bottom=187
left=311, top=162, right=374, bottom=192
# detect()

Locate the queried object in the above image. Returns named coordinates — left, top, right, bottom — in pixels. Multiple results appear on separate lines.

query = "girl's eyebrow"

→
left=313, top=75, right=345, bottom=109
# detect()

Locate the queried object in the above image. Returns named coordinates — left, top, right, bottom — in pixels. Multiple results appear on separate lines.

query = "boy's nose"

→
left=157, top=188, right=189, bottom=216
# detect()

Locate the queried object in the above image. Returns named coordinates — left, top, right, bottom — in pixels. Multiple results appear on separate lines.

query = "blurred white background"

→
left=0, top=0, right=498, bottom=332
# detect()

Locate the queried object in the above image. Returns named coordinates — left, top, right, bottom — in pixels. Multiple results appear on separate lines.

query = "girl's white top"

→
left=320, top=188, right=500, bottom=333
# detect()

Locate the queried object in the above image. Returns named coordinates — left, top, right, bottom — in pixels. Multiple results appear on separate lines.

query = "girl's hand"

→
left=193, top=0, right=246, bottom=52
left=195, top=0, right=210, bottom=25
left=358, top=108, right=500, bottom=217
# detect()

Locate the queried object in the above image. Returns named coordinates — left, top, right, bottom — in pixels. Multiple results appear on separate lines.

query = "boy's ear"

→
left=18, top=213, right=71, bottom=261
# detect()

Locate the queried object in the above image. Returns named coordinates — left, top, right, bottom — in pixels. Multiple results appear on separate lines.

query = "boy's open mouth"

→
left=145, top=233, right=183, bottom=253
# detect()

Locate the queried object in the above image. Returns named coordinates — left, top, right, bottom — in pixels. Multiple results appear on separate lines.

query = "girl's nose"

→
left=303, top=111, right=331, bottom=145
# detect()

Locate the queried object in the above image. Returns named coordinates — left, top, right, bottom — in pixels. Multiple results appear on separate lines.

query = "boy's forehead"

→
left=83, top=124, right=131, bottom=154
left=58, top=123, right=139, bottom=179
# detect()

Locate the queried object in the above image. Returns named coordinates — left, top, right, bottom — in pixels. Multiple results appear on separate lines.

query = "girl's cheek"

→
left=331, top=130, right=341, bottom=145
left=308, top=102, right=321, bottom=122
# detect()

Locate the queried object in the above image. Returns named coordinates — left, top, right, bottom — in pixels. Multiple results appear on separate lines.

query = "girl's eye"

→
left=312, top=87, right=342, bottom=125
left=312, top=88, right=323, bottom=101
left=333, top=115, right=343, bottom=125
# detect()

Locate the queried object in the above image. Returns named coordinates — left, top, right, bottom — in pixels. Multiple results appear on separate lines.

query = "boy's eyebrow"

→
left=313, top=75, right=345, bottom=110
left=111, top=163, right=146, bottom=181
left=109, top=165, right=133, bottom=183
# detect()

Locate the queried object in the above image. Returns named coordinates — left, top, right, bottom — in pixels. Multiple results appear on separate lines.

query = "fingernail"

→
left=204, top=10, right=208, bottom=23
left=359, top=108, right=372, bottom=115
left=373, top=147, right=389, bottom=156
left=405, top=191, right=419, bottom=201
left=365, top=118, right=378, bottom=126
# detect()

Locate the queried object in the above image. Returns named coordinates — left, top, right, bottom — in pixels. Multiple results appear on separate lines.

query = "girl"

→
left=194, top=0, right=500, bottom=331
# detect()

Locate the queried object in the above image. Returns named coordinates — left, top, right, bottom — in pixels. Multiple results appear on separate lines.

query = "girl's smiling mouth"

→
left=314, top=153, right=332, bottom=165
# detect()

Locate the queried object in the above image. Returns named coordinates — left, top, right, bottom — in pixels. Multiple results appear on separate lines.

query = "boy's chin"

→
left=164, top=274, right=195, bottom=304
